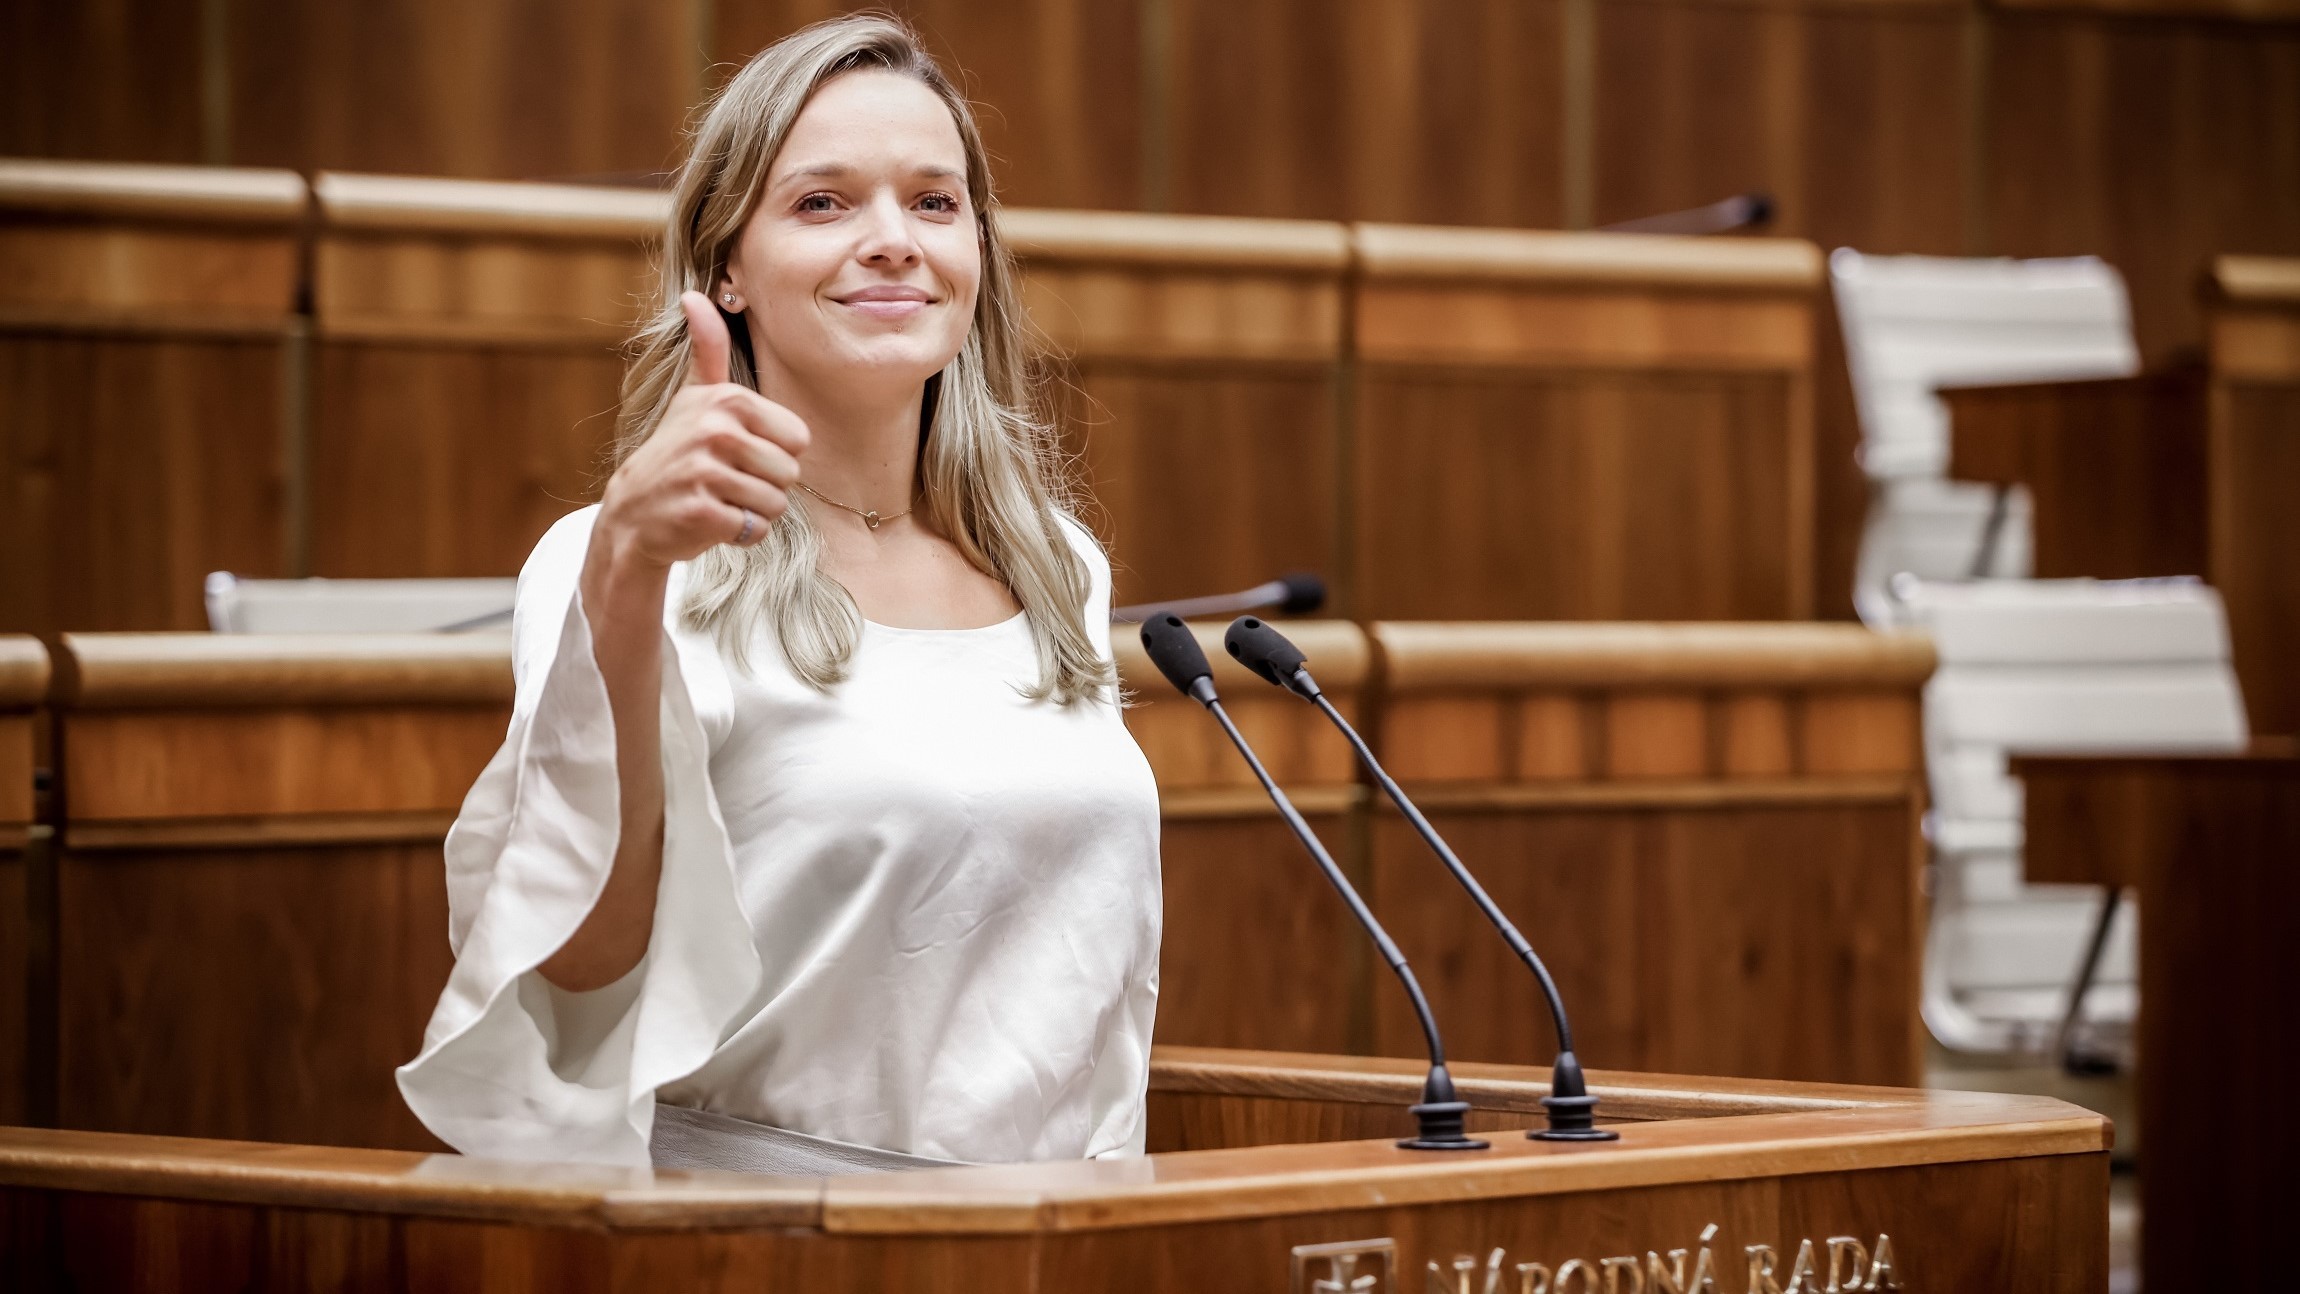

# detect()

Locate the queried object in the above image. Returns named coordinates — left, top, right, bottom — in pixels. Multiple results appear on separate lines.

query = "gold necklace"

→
left=794, top=480, right=914, bottom=531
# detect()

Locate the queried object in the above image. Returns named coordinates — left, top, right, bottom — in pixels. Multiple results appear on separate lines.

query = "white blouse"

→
left=396, top=506, right=1162, bottom=1168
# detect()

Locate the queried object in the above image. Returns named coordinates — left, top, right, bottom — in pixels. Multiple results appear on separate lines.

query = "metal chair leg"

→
left=1968, top=483, right=2011, bottom=579
left=2056, top=886, right=2126, bottom=1076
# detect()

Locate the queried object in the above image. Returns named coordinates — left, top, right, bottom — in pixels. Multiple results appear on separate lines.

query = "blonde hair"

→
left=615, top=14, right=1111, bottom=704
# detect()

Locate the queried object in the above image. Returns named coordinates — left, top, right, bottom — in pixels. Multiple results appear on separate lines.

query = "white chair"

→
left=1885, top=576, right=2248, bottom=1065
left=1830, top=251, right=2141, bottom=626
left=204, top=573, right=515, bottom=633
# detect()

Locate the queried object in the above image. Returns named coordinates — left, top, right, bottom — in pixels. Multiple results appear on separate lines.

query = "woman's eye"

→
left=797, top=193, right=839, bottom=214
left=918, top=192, right=960, bottom=215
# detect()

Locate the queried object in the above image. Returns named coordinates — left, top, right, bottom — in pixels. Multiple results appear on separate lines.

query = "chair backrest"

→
left=1830, top=251, right=2140, bottom=481
left=1893, top=577, right=2248, bottom=827
left=204, top=573, right=514, bottom=634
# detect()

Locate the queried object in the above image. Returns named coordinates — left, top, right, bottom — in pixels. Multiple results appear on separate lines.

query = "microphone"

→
left=1225, top=616, right=1619, bottom=1141
left=1137, top=613, right=1485, bottom=1152
left=1111, top=571, right=1325, bottom=624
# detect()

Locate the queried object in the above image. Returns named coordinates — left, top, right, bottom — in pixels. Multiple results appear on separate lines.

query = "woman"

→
left=396, top=15, right=1161, bottom=1173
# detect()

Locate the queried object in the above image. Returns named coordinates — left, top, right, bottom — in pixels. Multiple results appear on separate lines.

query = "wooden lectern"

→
left=0, top=1048, right=2108, bottom=1291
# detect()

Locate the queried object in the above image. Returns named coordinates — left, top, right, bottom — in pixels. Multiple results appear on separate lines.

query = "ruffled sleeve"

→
left=396, top=507, right=761, bottom=1167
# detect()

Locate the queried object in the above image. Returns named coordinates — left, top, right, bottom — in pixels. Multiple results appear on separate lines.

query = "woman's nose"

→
left=856, top=194, right=922, bottom=265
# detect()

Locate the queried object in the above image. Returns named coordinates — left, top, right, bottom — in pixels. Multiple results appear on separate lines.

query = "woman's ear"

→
left=714, top=279, right=746, bottom=314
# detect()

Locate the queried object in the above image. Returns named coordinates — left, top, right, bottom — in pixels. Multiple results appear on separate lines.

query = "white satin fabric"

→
left=396, top=506, right=1162, bottom=1168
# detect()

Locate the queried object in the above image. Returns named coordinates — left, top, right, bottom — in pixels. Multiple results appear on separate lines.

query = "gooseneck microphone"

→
left=1224, top=616, right=1619, bottom=1141
left=1138, top=613, right=1485, bottom=1152
left=1111, top=571, right=1325, bottom=624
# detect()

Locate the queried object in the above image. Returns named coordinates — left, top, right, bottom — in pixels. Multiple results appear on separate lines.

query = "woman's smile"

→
left=833, top=282, right=936, bottom=322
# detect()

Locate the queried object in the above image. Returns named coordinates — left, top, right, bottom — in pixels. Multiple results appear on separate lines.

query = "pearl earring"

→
left=721, top=293, right=736, bottom=306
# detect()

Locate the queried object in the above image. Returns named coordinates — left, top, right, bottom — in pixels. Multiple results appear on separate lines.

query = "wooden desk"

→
left=1944, top=366, right=2209, bottom=581
left=46, top=633, right=510, bottom=1151
left=0, top=1047, right=2110, bottom=1291
left=2205, top=256, right=2300, bottom=736
left=0, top=637, right=46, bottom=1126
left=1350, top=226, right=1823, bottom=622
left=0, top=159, right=304, bottom=635
left=307, top=173, right=658, bottom=582
left=1369, top=623, right=1934, bottom=1087
left=2018, top=746, right=2300, bottom=1294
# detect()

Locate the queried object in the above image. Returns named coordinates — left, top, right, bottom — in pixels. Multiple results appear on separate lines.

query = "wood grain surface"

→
left=55, top=843, right=453, bottom=1153
left=0, top=1041, right=2111, bottom=1289
left=2207, top=267, right=2300, bottom=736
left=712, top=2, right=1147, bottom=213
left=0, top=639, right=37, bottom=1127
left=1364, top=621, right=1927, bottom=1086
left=1371, top=797, right=1923, bottom=1086
left=0, top=1047, right=2109, bottom=1226
left=0, top=165, right=302, bottom=636
left=1945, top=368, right=2211, bottom=580
left=2016, top=751, right=2300, bottom=1293
left=1352, top=228, right=1819, bottom=623
left=227, top=0, right=698, bottom=181
left=54, top=633, right=513, bottom=709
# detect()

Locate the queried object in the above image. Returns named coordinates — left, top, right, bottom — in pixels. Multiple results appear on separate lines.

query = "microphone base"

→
left=1531, top=1092, right=1621, bottom=1142
left=1397, top=1099, right=1490, bottom=1152
left=1528, top=1127, right=1621, bottom=1143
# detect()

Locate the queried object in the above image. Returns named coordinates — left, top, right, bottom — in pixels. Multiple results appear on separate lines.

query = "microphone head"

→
left=1224, top=616, right=1310, bottom=692
left=1138, top=613, right=1217, bottom=703
left=1277, top=571, right=1326, bottom=615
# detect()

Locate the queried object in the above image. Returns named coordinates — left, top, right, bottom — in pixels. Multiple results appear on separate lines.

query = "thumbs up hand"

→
left=595, top=291, right=811, bottom=568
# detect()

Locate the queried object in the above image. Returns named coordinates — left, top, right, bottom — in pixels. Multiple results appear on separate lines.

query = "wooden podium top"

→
left=0, top=1048, right=2104, bottom=1235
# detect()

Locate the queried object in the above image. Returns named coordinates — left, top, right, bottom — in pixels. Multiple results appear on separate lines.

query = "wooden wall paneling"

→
left=1351, top=226, right=1822, bottom=622
left=48, top=634, right=511, bottom=1151
left=1164, top=0, right=1566, bottom=225
left=1010, top=210, right=1349, bottom=608
left=1995, top=0, right=2300, bottom=34
left=1588, top=0, right=1970, bottom=625
left=308, top=174, right=662, bottom=579
left=1162, top=0, right=1352, bottom=219
left=0, top=1, right=208, bottom=164
left=1988, top=11, right=2300, bottom=367
left=0, top=639, right=48, bottom=1129
left=1337, top=0, right=1568, bottom=229
left=2208, top=261, right=2300, bottom=735
left=1592, top=0, right=1971, bottom=253
left=712, top=1, right=1146, bottom=212
left=0, top=161, right=305, bottom=635
left=227, top=0, right=699, bottom=180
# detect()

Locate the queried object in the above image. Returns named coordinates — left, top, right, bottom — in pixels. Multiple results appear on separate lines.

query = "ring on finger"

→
left=734, top=507, right=757, bottom=545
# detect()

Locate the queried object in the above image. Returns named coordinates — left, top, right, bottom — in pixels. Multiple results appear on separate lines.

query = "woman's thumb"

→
left=681, top=290, right=732, bottom=386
